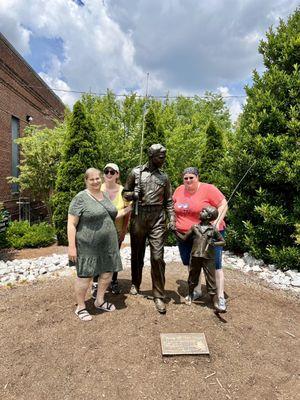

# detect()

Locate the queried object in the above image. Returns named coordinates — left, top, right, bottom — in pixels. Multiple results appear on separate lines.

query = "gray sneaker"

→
left=129, top=284, right=139, bottom=295
left=215, top=296, right=227, bottom=313
left=91, top=282, right=98, bottom=300
left=185, top=289, right=202, bottom=303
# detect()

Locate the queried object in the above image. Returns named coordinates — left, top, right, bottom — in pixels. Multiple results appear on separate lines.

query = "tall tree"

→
left=227, top=9, right=300, bottom=270
left=8, top=122, right=66, bottom=222
left=166, top=94, right=231, bottom=188
left=200, top=120, right=225, bottom=189
left=143, top=101, right=165, bottom=155
left=52, top=101, right=100, bottom=244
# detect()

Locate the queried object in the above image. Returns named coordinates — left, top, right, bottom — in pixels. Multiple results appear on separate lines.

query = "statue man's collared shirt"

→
left=123, top=163, right=174, bottom=219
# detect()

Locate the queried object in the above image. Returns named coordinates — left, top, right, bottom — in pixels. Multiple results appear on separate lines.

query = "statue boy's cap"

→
left=104, top=163, right=119, bottom=173
left=148, top=144, right=166, bottom=156
left=183, top=167, right=199, bottom=176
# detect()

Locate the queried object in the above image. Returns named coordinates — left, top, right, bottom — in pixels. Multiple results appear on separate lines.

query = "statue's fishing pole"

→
left=135, top=72, right=150, bottom=215
left=203, top=160, right=256, bottom=251
left=213, top=159, right=256, bottom=228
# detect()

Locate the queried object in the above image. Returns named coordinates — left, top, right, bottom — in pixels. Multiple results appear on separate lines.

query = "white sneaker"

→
left=185, top=289, right=202, bottom=302
left=215, top=296, right=227, bottom=313
left=91, top=282, right=98, bottom=300
left=129, top=284, right=139, bottom=295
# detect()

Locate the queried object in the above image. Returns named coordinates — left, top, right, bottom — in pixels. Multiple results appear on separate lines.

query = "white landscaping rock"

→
left=26, top=274, right=36, bottom=282
left=39, top=267, right=47, bottom=275
left=0, top=246, right=299, bottom=294
left=285, top=270, right=298, bottom=279
left=252, top=265, right=263, bottom=272
left=243, top=265, right=253, bottom=273
left=236, top=258, right=246, bottom=269
left=243, top=253, right=257, bottom=267
left=291, top=277, right=300, bottom=287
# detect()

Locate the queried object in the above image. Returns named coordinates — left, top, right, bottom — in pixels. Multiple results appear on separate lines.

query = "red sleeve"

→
left=206, top=184, right=225, bottom=207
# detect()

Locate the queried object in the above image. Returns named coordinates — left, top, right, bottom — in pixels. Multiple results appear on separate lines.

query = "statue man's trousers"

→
left=130, top=206, right=166, bottom=299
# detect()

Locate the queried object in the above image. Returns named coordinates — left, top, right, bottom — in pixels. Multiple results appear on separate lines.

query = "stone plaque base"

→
left=160, top=333, right=209, bottom=355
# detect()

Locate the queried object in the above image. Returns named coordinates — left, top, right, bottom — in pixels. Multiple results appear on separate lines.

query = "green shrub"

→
left=0, top=203, right=10, bottom=249
left=223, top=225, right=244, bottom=254
left=6, top=221, right=55, bottom=249
left=165, top=230, right=177, bottom=247
left=0, top=232, right=8, bottom=249
left=268, top=245, right=300, bottom=271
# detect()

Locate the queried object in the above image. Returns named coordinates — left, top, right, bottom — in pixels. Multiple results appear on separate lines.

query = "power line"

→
left=16, top=83, right=247, bottom=99
left=0, top=83, right=246, bottom=119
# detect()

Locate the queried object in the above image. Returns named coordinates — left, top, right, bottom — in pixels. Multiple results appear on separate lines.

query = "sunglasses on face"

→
left=104, top=169, right=116, bottom=175
left=184, top=176, right=194, bottom=181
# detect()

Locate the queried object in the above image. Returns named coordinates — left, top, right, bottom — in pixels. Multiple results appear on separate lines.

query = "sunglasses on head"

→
left=184, top=176, right=194, bottom=181
left=104, top=169, right=116, bottom=175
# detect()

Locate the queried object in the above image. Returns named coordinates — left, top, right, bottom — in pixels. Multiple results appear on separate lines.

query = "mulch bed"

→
left=0, top=260, right=299, bottom=400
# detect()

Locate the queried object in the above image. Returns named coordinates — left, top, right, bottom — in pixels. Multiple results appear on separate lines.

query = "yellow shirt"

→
left=101, top=184, right=129, bottom=236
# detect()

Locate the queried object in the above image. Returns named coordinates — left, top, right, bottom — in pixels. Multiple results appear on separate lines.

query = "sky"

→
left=0, top=0, right=298, bottom=121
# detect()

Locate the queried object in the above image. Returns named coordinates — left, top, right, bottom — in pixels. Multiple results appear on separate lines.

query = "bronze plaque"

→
left=160, top=333, right=209, bottom=355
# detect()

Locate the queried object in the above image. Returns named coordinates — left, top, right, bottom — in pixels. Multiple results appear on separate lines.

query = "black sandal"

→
left=94, top=301, right=116, bottom=312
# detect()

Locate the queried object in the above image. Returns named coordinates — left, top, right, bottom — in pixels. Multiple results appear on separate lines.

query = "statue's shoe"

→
left=154, top=298, right=166, bottom=314
left=129, top=284, right=139, bottom=295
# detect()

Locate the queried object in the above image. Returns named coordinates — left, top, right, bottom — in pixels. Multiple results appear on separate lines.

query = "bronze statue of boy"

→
left=175, top=206, right=225, bottom=310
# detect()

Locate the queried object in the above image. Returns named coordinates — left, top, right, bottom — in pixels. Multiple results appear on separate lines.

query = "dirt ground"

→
left=0, top=245, right=299, bottom=400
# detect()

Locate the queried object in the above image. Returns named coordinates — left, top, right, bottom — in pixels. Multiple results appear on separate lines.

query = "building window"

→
left=11, top=116, right=20, bottom=193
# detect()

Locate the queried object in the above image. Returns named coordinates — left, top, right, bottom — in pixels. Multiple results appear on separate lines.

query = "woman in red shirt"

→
left=173, top=167, right=228, bottom=312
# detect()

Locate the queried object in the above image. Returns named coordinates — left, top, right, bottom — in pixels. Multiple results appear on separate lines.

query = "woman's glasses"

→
left=184, top=176, right=194, bottom=181
left=104, top=169, right=116, bottom=175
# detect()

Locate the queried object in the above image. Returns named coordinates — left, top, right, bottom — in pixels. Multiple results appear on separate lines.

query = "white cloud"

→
left=0, top=0, right=298, bottom=107
left=0, top=0, right=152, bottom=106
left=107, top=0, right=299, bottom=91
left=0, top=0, right=31, bottom=54
left=218, top=86, right=245, bottom=122
left=39, top=72, right=77, bottom=106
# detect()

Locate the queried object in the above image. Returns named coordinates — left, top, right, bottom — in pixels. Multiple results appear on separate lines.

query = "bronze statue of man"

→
left=123, top=144, right=175, bottom=314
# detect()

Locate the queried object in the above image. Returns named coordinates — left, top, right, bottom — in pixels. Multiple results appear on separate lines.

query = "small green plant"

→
left=267, top=245, right=300, bottom=271
left=0, top=232, right=8, bottom=249
left=165, top=231, right=177, bottom=247
left=0, top=202, right=10, bottom=249
left=6, top=221, right=55, bottom=249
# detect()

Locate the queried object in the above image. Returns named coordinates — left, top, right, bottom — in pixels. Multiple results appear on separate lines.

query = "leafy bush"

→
left=0, top=232, right=8, bottom=249
left=267, top=245, right=300, bottom=271
left=0, top=203, right=10, bottom=249
left=6, top=221, right=55, bottom=249
left=165, top=230, right=177, bottom=247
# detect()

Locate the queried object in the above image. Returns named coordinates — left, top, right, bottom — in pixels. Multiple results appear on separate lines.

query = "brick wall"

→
left=0, top=33, right=65, bottom=218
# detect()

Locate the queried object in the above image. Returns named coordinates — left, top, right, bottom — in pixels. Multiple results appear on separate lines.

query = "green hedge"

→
left=0, top=232, right=8, bottom=249
left=165, top=230, right=177, bottom=247
left=5, top=221, right=56, bottom=249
